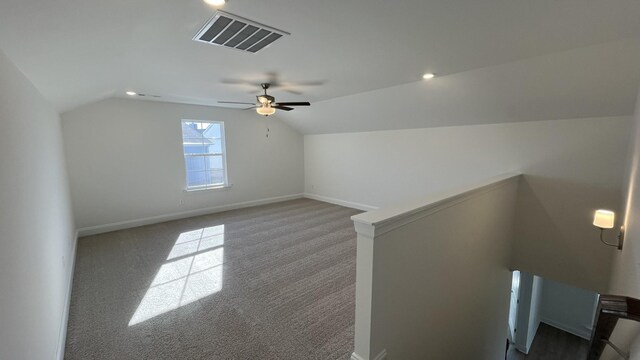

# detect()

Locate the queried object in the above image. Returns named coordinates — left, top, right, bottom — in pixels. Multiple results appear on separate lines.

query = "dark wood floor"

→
left=507, top=323, right=589, bottom=360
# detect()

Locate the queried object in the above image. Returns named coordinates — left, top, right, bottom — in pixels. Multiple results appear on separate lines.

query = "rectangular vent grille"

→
left=193, top=11, right=289, bottom=53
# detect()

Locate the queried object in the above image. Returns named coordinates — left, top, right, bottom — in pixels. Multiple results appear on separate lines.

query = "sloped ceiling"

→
left=285, top=39, right=640, bottom=134
left=0, top=0, right=639, bottom=134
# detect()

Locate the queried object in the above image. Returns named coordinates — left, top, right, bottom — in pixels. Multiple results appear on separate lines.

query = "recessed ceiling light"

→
left=126, top=91, right=137, bottom=96
left=204, top=0, right=226, bottom=6
left=422, top=73, right=435, bottom=80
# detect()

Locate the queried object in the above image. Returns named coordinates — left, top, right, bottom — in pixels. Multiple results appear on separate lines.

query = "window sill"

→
left=183, top=184, right=233, bottom=193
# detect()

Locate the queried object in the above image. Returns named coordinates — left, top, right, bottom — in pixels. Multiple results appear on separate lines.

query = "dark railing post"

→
left=587, top=295, right=640, bottom=360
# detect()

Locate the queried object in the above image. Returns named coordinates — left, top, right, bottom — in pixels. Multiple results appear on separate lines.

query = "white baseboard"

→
left=304, top=193, right=378, bottom=212
left=351, top=349, right=387, bottom=360
left=77, top=194, right=304, bottom=236
left=541, top=318, right=592, bottom=340
left=56, top=229, right=79, bottom=360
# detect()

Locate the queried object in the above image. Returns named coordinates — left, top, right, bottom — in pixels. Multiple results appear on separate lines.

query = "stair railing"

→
left=587, top=295, right=640, bottom=360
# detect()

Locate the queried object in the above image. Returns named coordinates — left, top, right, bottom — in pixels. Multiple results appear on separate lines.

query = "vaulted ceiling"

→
left=0, top=0, right=639, bottom=133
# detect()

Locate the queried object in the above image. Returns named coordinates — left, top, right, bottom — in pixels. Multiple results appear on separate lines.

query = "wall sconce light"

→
left=593, top=209, right=624, bottom=250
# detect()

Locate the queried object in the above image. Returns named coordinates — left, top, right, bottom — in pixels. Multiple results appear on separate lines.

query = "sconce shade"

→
left=593, top=210, right=615, bottom=229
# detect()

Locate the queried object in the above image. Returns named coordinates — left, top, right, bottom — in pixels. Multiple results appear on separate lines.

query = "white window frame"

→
left=181, top=119, right=230, bottom=191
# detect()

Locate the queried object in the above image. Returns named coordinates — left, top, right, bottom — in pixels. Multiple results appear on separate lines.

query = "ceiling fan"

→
left=219, top=83, right=310, bottom=116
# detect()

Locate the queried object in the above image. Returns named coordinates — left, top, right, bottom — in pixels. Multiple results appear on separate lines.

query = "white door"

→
left=508, top=270, right=520, bottom=342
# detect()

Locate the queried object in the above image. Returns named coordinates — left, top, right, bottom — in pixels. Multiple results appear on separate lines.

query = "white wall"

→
left=529, top=276, right=544, bottom=347
left=514, top=272, right=543, bottom=353
left=539, top=278, right=598, bottom=340
left=606, top=90, right=640, bottom=359
left=62, top=98, right=304, bottom=232
left=305, top=116, right=630, bottom=292
left=0, top=50, right=75, bottom=359
left=351, top=174, right=519, bottom=360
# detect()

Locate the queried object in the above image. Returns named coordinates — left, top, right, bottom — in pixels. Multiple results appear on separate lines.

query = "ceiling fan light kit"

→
left=256, top=104, right=276, bottom=116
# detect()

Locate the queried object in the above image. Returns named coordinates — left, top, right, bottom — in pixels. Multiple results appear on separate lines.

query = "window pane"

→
left=204, top=155, right=223, bottom=171
left=183, top=144, right=208, bottom=155
left=210, top=170, right=225, bottom=185
left=203, top=123, right=222, bottom=138
left=187, top=171, right=209, bottom=187
left=206, top=139, right=223, bottom=154
left=204, top=170, right=212, bottom=186
left=185, top=156, right=205, bottom=173
left=182, top=123, right=205, bottom=141
left=199, top=122, right=213, bottom=132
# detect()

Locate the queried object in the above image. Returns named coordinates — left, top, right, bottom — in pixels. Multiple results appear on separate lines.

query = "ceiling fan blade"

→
left=275, top=102, right=311, bottom=106
left=283, top=89, right=303, bottom=95
left=243, top=106, right=258, bottom=110
left=296, top=80, right=325, bottom=86
left=221, top=79, right=261, bottom=87
left=218, top=101, right=256, bottom=105
left=221, top=79, right=246, bottom=85
left=273, top=105, right=294, bottom=111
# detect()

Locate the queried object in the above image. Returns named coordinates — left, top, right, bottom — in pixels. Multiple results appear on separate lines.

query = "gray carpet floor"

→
left=65, top=199, right=360, bottom=360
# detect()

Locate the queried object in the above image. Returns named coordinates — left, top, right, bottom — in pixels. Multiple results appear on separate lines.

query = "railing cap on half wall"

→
left=351, top=172, right=522, bottom=238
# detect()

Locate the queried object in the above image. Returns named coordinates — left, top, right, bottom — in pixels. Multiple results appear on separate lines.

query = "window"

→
left=181, top=120, right=228, bottom=190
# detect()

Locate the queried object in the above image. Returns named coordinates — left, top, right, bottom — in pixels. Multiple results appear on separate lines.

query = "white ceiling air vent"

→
left=193, top=11, right=290, bottom=53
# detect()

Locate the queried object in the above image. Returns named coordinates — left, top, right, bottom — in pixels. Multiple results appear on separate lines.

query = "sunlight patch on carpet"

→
left=129, top=225, right=225, bottom=326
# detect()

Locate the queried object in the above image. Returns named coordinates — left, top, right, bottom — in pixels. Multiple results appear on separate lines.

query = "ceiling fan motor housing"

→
left=257, top=94, right=275, bottom=104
